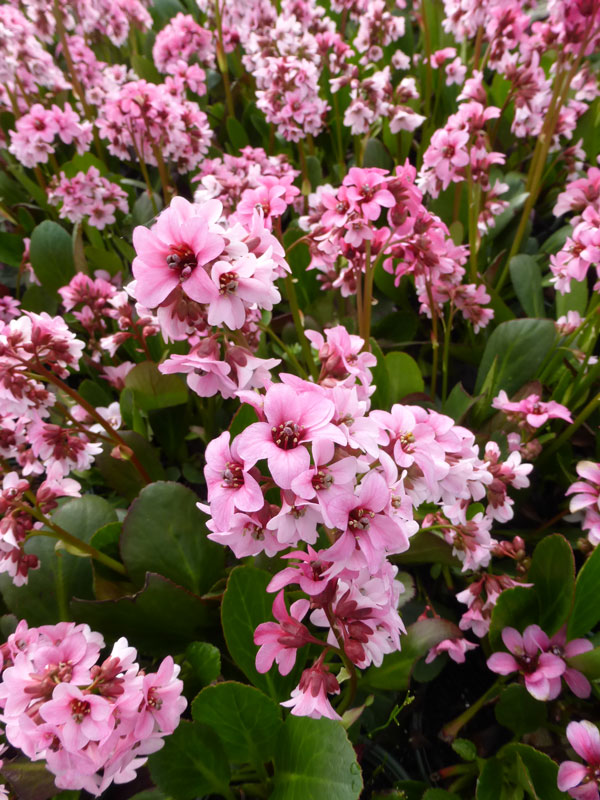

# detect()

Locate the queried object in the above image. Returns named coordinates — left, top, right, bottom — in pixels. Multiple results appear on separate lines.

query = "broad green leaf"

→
left=500, top=744, right=564, bottom=800
left=306, top=155, right=323, bottom=190
left=423, top=791, right=461, bottom=800
left=528, top=534, right=574, bottom=635
left=568, top=544, right=600, bottom=638
left=221, top=566, right=305, bottom=701
left=191, top=681, right=282, bottom=766
left=149, top=720, right=231, bottom=800
left=71, top=573, right=213, bottom=655
left=94, top=430, right=165, bottom=502
left=0, top=757, right=57, bottom=800
left=476, top=758, right=506, bottom=800
left=131, top=54, right=161, bottom=82
left=0, top=232, right=24, bottom=268
left=451, top=738, right=477, bottom=762
left=121, top=481, right=224, bottom=594
left=488, top=586, right=539, bottom=650
left=474, top=319, right=556, bottom=397
left=363, top=138, right=394, bottom=170
left=363, top=618, right=461, bottom=690
left=84, top=245, right=123, bottom=275
left=567, top=646, right=600, bottom=678
left=385, top=351, right=425, bottom=402
left=186, top=642, right=221, bottom=686
left=395, top=531, right=459, bottom=566
left=556, top=276, right=589, bottom=318
left=271, top=716, right=363, bottom=800
left=494, top=685, right=546, bottom=736
left=229, top=403, right=259, bottom=438
left=444, top=382, right=476, bottom=422
left=125, top=361, right=188, bottom=410
left=226, top=117, right=249, bottom=151
left=509, top=255, right=544, bottom=318
left=29, top=221, right=75, bottom=292
left=0, top=496, right=117, bottom=625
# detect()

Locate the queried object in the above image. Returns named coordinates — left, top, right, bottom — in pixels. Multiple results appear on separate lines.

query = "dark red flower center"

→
left=271, top=421, right=303, bottom=450
left=348, top=507, right=374, bottom=530
left=71, top=698, right=91, bottom=723
left=221, top=461, right=244, bottom=489
left=219, top=271, right=238, bottom=295
left=166, top=244, right=197, bottom=281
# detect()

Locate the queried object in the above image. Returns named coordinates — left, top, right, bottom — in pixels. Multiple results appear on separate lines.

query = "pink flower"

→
left=492, top=391, right=573, bottom=429
left=134, top=656, right=186, bottom=739
left=236, top=383, right=338, bottom=489
left=487, top=625, right=566, bottom=700
left=204, top=431, right=264, bottom=529
left=558, top=721, right=600, bottom=800
left=39, top=684, right=114, bottom=751
left=281, top=661, right=341, bottom=720
left=549, top=626, right=593, bottom=699
left=254, top=590, right=314, bottom=676
left=425, top=636, right=477, bottom=664
left=132, top=197, right=224, bottom=308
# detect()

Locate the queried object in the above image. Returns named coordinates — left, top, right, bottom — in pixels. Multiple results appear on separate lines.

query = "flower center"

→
left=222, top=461, right=244, bottom=489
left=312, top=469, right=334, bottom=491
left=219, top=271, right=238, bottom=295
left=166, top=244, right=197, bottom=281
left=271, top=421, right=303, bottom=450
left=349, top=507, right=374, bottom=530
left=71, top=698, right=91, bottom=723
left=147, top=688, right=163, bottom=710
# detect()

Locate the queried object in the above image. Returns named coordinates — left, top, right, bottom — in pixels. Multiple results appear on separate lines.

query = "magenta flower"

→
left=254, top=590, right=314, bottom=676
left=558, top=721, right=600, bottom=800
left=492, top=391, right=572, bottom=429
left=487, top=625, right=565, bottom=700
left=549, top=626, right=593, bottom=698
left=132, top=197, right=224, bottom=308
left=281, top=661, right=341, bottom=720
left=235, top=383, right=339, bottom=489
left=39, top=684, right=113, bottom=751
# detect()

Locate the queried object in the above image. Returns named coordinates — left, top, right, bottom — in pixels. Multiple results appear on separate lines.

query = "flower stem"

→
left=440, top=677, right=505, bottom=741
left=214, top=0, right=235, bottom=118
left=361, top=240, right=374, bottom=347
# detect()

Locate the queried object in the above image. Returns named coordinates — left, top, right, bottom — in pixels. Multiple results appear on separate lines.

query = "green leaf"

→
left=0, top=496, right=117, bottom=625
left=363, top=138, right=393, bottom=171
left=221, top=566, right=304, bottom=701
left=306, top=155, right=323, bottom=190
left=131, top=54, right=162, bottom=82
left=71, top=573, right=213, bottom=655
left=475, top=319, right=556, bottom=397
left=29, top=221, right=75, bottom=292
left=451, top=739, right=477, bottom=762
left=149, top=720, right=231, bottom=800
left=384, top=351, right=425, bottom=401
left=476, top=758, right=506, bottom=800
left=528, top=534, right=574, bottom=636
left=271, top=716, right=363, bottom=800
left=568, top=544, right=600, bottom=638
left=444, top=382, right=475, bottom=422
left=556, top=277, right=588, bottom=318
left=567, top=646, right=600, bottom=679
left=94, top=430, right=165, bottom=502
left=394, top=531, right=459, bottom=566
left=124, top=361, right=188, bottom=410
left=132, top=192, right=162, bottom=226
left=362, top=618, right=461, bottom=690
left=226, top=117, right=249, bottom=151
left=494, top=685, right=546, bottom=736
left=500, top=744, right=564, bottom=800
left=186, top=642, right=221, bottom=686
left=0, top=232, right=24, bottom=267
left=83, top=245, right=123, bottom=276
left=488, top=586, right=539, bottom=650
left=423, top=791, right=460, bottom=800
left=509, top=255, right=544, bottom=318
left=229, top=403, right=259, bottom=438
left=192, top=681, right=282, bottom=766
left=121, top=481, right=224, bottom=594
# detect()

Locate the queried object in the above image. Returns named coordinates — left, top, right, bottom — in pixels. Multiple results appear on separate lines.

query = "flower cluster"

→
left=0, top=621, right=185, bottom=795
left=202, top=326, right=533, bottom=718
left=48, top=167, right=129, bottom=229
left=567, top=461, right=600, bottom=546
left=8, top=103, right=93, bottom=168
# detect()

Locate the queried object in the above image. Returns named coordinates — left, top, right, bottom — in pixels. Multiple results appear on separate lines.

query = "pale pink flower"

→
left=558, top=721, right=600, bottom=800
left=254, top=590, right=314, bottom=676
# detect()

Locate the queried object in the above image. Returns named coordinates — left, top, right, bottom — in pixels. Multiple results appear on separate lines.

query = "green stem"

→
left=440, top=677, right=506, bottom=741
left=214, top=0, right=235, bottom=118
left=441, top=306, right=455, bottom=404
left=23, top=501, right=127, bottom=577
left=258, top=322, right=308, bottom=379
left=297, top=140, right=310, bottom=213
left=426, top=279, right=439, bottom=401
left=420, top=0, right=433, bottom=117
left=283, top=275, right=318, bottom=381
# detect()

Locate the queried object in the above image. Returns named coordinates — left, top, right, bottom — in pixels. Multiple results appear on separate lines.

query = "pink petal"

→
left=523, top=624, right=549, bottom=655
left=236, top=423, right=274, bottom=467
left=486, top=652, right=519, bottom=675
left=538, top=652, right=566, bottom=678
left=268, top=445, right=310, bottom=490
left=501, top=627, right=523, bottom=655
left=557, top=761, right=588, bottom=791
left=567, top=720, right=600, bottom=763
left=564, top=668, right=592, bottom=699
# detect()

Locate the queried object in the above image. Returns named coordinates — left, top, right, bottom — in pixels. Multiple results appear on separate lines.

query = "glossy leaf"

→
left=500, top=744, right=564, bottom=800
left=125, top=361, right=188, bottom=410
left=148, top=720, right=231, bottom=800
left=474, top=319, right=556, bottom=397
left=71, top=573, right=213, bottom=655
left=528, top=534, right=575, bottom=636
left=191, top=681, right=282, bottom=766
left=271, top=716, right=363, bottom=800
left=567, top=646, right=600, bottom=679
left=488, top=586, right=539, bottom=650
left=509, top=255, right=544, bottom=318
left=186, top=642, right=221, bottom=686
left=29, top=220, right=75, bottom=292
left=568, top=543, right=600, bottom=638
left=120, top=481, right=224, bottom=594
left=494, top=685, right=546, bottom=736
